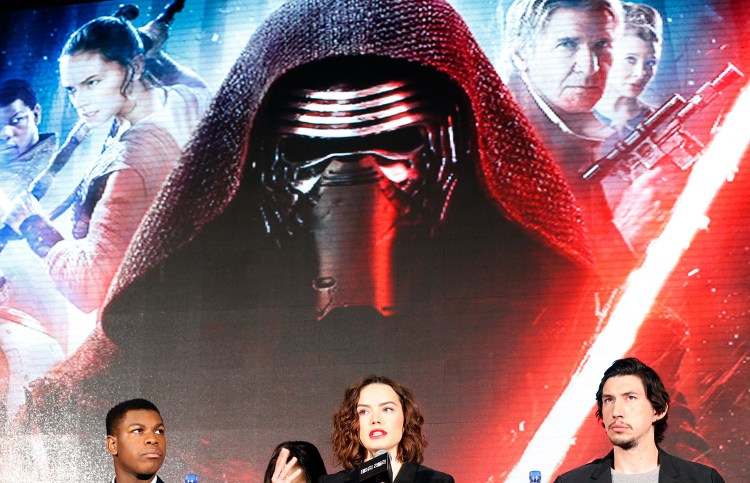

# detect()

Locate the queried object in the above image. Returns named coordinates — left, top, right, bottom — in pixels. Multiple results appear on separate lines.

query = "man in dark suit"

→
left=105, top=398, right=166, bottom=483
left=555, top=358, right=725, bottom=483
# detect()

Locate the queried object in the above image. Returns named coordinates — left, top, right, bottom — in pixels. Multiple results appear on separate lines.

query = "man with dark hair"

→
left=554, top=358, right=725, bottom=482
left=105, top=398, right=166, bottom=483
left=0, top=79, right=56, bottom=198
left=0, top=79, right=42, bottom=158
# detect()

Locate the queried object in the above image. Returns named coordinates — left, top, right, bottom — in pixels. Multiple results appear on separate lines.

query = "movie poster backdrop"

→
left=0, top=0, right=748, bottom=481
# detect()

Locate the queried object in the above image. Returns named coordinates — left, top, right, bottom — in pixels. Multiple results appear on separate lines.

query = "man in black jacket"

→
left=106, top=398, right=166, bottom=483
left=554, top=358, right=725, bottom=483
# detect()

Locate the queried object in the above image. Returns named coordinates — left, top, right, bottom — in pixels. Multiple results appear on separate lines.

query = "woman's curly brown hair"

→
left=331, top=375, right=428, bottom=469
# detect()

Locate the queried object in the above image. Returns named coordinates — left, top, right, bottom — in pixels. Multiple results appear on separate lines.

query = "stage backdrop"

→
left=0, top=0, right=748, bottom=481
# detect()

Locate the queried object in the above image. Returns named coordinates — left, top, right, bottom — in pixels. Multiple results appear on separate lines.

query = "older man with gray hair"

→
left=499, top=0, right=650, bottom=279
left=501, top=0, right=622, bottom=140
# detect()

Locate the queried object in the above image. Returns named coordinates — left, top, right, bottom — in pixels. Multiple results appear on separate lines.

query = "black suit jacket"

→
left=320, top=463, right=454, bottom=483
left=554, top=447, right=725, bottom=483
left=111, top=476, right=164, bottom=483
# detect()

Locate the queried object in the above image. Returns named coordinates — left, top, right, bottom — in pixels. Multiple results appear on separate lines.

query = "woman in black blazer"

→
left=319, top=375, right=454, bottom=483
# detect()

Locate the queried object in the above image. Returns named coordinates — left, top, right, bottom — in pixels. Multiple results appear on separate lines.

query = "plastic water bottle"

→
left=529, top=470, right=541, bottom=482
left=185, top=474, right=198, bottom=483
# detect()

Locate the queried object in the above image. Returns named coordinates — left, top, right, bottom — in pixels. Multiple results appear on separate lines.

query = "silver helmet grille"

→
left=255, top=69, right=468, bottom=241
left=273, top=80, right=440, bottom=138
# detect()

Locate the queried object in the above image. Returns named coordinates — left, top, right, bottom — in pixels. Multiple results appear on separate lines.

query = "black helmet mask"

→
left=253, top=58, right=471, bottom=319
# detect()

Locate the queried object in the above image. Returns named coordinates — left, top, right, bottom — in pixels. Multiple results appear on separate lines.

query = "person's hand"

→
left=271, top=447, right=304, bottom=483
left=2, top=190, right=43, bottom=234
left=612, top=163, right=688, bottom=255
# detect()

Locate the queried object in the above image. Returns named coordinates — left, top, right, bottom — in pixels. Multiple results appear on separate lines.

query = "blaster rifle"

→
left=582, top=63, right=744, bottom=181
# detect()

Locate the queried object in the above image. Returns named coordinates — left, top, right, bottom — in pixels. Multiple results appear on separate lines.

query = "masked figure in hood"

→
left=13, top=1, right=694, bottom=481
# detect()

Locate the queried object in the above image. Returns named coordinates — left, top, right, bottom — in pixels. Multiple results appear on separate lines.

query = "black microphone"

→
left=357, top=450, right=392, bottom=483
